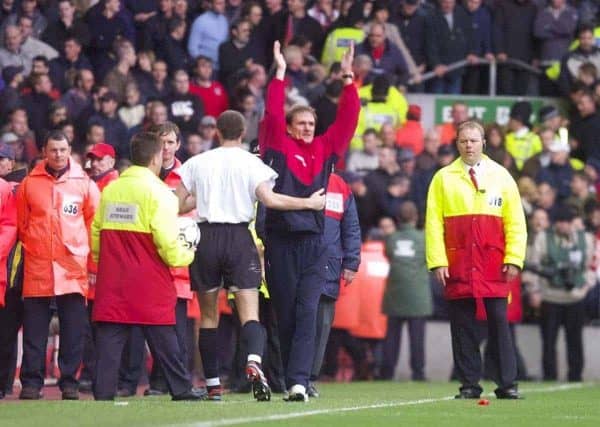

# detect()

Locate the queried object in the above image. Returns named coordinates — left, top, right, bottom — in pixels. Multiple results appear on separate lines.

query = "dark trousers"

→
left=0, top=285, right=24, bottom=393
left=79, top=301, right=95, bottom=383
left=148, top=298, right=188, bottom=391
left=498, top=65, right=533, bottom=95
left=310, top=295, right=336, bottom=381
left=93, top=322, right=192, bottom=400
left=322, top=329, right=366, bottom=378
left=20, top=293, right=86, bottom=391
left=463, top=64, right=489, bottom=95
left=381, top=317, right=426, bottom=381
left=448, top=298, right=516, bottom=392
left=540, top=300, right=585, bottom=382
left=265, top=233, right=326, bottom=389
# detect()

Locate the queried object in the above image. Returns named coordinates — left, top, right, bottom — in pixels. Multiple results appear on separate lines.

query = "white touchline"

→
left=173, top=383, right=593, bottom=427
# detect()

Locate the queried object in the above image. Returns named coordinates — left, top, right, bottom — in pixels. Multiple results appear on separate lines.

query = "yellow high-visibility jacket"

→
left=425, top=156, right=527, bottom=299
left=505, top=130, right=542, bottom=171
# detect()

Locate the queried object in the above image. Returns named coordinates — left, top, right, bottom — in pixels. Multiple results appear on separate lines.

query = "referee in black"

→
left=176, top=110, right=325, bottom=401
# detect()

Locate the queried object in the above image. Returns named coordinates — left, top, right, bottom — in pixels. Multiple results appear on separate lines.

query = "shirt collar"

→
left=462, top=158, right=485, bottom=176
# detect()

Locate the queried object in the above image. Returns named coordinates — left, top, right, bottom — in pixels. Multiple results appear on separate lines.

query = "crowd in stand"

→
left=1, top=0, right=600, bottom=393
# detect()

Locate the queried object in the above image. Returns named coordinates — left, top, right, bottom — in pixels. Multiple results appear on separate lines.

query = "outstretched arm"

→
left=255, top=181, right=325, bottom=211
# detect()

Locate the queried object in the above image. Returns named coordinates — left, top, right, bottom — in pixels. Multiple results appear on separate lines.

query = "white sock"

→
left=206, top=377, right=221, bottom=387
left=247, top=354, right=262, bottom=364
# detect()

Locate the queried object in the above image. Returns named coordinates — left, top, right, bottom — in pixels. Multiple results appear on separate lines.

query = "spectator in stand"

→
left=218, top=18, right=265, bottom=89
left=393, top=0, right=428, bottom=91
left=118, top=83, right=145, bottom=130
left=41, top=0, right=90, bottom=52
left=312, top=79, right=343, bottom=136
left=22, top=73, right=54, bottom=144
left=0, top=0, right=15, bottom=23
left=308, top=0, right=339, bottom=30
left=1, top=0, right=46, bottom=41
left=484, top=123, right=517, bottom=177
left=187, top=0, right=229, bottom=69
left=416, top=128, right=442, bottom=172
left=131, top=50, right=154, bottom=91
left=78, top=84, right=108, bottom=135
left=357, top=22, right=409, bottom=86
left=49, top=37, right=93, bottom=93
left=2, top=109, right=38, bottom=168
left=425, top=0, right=474, bottom=94
left=364, top=145, right=402, bottom=220
left=268, top=0, right=324, bottom=60
left=188, top=56, right=229, bottom=118
left=16, top=130, right=100, bottom=400
left=140, top=60, right=172, bottom=102
left=570, top=89, right=600, bottom=163
left=536, top=138, right=575, bottom=200
left=84, top=123, right=106, bottom=149
left=347, top=128, right=380, bottom=176
left=381, top=200, right=432, bottom=381
left=493, top=0, right=538, bottom=96
left=232, top=89, right=260, bottom=146
left=195, top=115, right=218, bottom=153
left=165, top=70, right=204, bottom=136
left=19, top=15, right=58, bottom=63
left=0, top=25, right=33, bottom=75
left=182, top=132, right=205, bottom=160
left=137, top=0, right=174, bottom=52
left=86, top=0, right=131, bottom=79
left=522, top=126, right=558, bottom=179
left=534, top=0, right=578, bottom=96
left=156, top=17, right=191, bottom=74
left=505, top=101, right=542, bottom=171
left=566, top=172, right=596, bottom=217
left=436, top=101, right=468, bottom=145
left=538, top=104, right=565, bottom=136
left=0, top=65, right=24, bottom=123
left=395, top=104, right=424, bottom=155
left=558, top=24, right=600, bottom=97
left=462, top=0, right=494, bottom=95
left=88, top=91, right=129, bottom=159
left=412, top=143, right=456, bottom=215
left=523, top=207, right=595, bottom=382
left=380, top=173, right=412, bottom=218
left=537, top=181, right=560, bottom=221
left=146, top=100, right=169, bottom=128
left=103, top=39, right=137, bottom=104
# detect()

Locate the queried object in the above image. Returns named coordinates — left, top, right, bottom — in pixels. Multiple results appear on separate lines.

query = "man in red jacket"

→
left=259, top=41, right=360, bottom=401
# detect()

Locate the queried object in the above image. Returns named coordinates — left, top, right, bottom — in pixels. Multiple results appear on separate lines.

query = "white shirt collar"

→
left=462, top=158, right=485, bottom=176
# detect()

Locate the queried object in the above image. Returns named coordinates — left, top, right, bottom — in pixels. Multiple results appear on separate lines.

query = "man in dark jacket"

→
left=394, top=0, right=428, bottom=90
left=425, top=0, right=475, bottom=94
left=164, top=70, right=205, bottom=136
left=308, top=173, right=360, bottom=397
left=493, top=0, right=538, bottom=95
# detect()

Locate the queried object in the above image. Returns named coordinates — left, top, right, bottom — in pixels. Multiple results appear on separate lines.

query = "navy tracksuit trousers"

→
left=265, top=232, right=326, bottom=389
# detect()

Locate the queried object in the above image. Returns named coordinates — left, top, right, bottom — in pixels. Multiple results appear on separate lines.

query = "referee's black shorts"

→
left=190, top=222, right=262, bottom=293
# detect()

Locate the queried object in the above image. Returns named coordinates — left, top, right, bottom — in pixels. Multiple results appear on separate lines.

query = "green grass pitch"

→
left=1, top=382, right=599, bottom=427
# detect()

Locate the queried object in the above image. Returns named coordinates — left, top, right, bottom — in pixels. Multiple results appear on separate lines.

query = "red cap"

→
left=87, top=143, right=115, bottom=159
left=407, top=104, right=421, bottom=121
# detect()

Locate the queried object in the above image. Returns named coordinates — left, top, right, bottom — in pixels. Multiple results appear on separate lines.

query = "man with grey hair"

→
left=0, top=25, right=31, bottom=74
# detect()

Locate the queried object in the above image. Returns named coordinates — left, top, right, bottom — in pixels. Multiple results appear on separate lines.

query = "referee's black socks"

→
left=242, top=320, right=265, bottom=364
left=198, top=328, right=220, bottom=388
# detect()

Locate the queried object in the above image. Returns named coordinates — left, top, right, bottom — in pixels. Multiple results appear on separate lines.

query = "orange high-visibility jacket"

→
left=0, top=178, right=17, bottom=307
left=17, top=160, right=100, bottom=297
left=425, top=156, right=527, bottom=300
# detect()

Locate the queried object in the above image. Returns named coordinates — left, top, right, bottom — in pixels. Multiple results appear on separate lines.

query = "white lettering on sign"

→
left=394, top=240, right=415, bottom=258
left=61, top=197, right=81, bottom=217
left=442, top=106, right=452, bottom=122
left=496, top=106, right=511, bottom=126
left=326, top=192, right=344, bottom=213
left=106, top=203, right=138, bottom=224
left=366, top=260, right=390, bottom=277
left=470, top=106, right=486, bottom=119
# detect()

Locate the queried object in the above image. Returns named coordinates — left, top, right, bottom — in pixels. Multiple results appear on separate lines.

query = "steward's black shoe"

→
left=495, top=387, right=523, bottom=400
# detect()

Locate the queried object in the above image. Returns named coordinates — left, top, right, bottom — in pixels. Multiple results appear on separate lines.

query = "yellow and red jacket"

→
left=87, top=168, right=119, bottom=300
left=91, top=166, right=194, bottom=325
left=16, top=160, right=100, bottom=298
left=0, top=178, right=17, bottom=307
left=425, top=156, right=527, bottom=299
left=163, top=158, right=194, bottom=301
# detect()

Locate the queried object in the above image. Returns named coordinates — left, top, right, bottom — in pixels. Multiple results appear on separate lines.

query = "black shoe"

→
left=172, top=388, right=208, bottom=401
left=246, top=361, right=271, bottom=402
left=62, top=388, right=79, bottom=400
left=455, top=387, right=481, bottom=399
left=116, top=388, right=136, bottom=398
left=144, top=388, right=168, bottom=396
left=19, top=387, right=42, bottom=400
left=307, top=384, right=319, bottom=398
left=495, top=387, right=523, bottom=400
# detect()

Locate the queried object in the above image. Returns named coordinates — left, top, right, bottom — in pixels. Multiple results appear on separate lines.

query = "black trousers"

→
left=20, top=293, right=86, bottom=391
left=0, top=285, right=24, bottom=393
left=310, top=295, right=336, bottom=381
left=498, top=65, right=533, bottom=96
left=265, top=233, right=326, bottom=389
left=381, top=317, right=426, bottom=381
left=79, top=301, right=95, bottom=383
left=540, top=300, right=585, bottom=382
left=93, top=322, right=192, bottom=400
left=448, top=298, right=516, bottom=392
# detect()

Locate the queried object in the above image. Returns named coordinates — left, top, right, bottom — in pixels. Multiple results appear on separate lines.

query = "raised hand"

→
left=273, top=41, right=286, bottom=79
left=340, top=41, right=355, bottom=74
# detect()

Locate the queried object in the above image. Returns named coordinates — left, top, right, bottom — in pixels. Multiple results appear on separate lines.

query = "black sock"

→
left=241, top=320, right=265, bottom=362
left=198, top=328, right=219, bottom=386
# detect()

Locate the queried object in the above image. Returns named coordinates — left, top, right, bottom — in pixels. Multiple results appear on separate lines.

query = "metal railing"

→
left=408, top=57, right=542, bottom=96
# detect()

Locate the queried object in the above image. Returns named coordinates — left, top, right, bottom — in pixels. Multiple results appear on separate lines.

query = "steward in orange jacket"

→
left=16, top=131, right=100, bottom=400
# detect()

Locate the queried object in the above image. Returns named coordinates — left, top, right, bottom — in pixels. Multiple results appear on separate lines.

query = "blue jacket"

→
left=322, top=174, right=361, bottom=299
